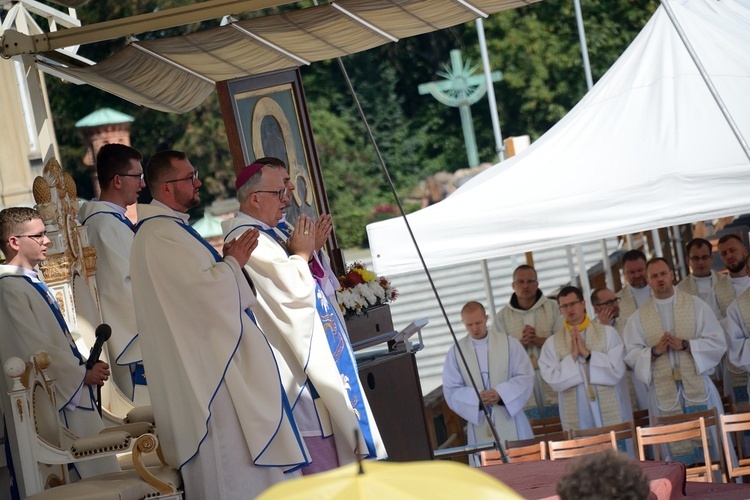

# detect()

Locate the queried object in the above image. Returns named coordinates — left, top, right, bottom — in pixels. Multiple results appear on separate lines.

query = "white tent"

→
left=368, top=0, right=750, bottom=276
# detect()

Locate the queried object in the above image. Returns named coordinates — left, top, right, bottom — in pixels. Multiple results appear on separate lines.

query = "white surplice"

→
left=623, top=294, right=726, bottom=417
left=222, top=213, right=386, bottom=467
left=131, top=202, right=306, bottom=498
left=78, top=200, right=148, bottom=404
left=538, top=325, right=631, bottom=430
left=443, top=333, right=534, bottom=465
left=0, top=265, right=119, bottom=488
left=724, top=291, right=750, bottom=396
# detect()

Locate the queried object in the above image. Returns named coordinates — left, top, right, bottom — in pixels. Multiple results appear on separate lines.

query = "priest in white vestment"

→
left=617, top=250, right=652, bottom=319
left=718, top=234, right=750, bottom=296
left=723, top=288, right=750, bottom=399
left=223, top=162, right=386, bottom=474
left=539, top=287, right=631, bottom=441
left=78, top=144, right=149, bottom=405
left=624, top=258, right=727, bottom=470
left=591, top=287, right=648, bottom=412
left=0, top=207, right=119, bottom=497
left=443, top=301, right=534, bottom=466
left=492, top=265, right=563, bottom=419
left=677, top=237, right=743, bottom=401
left=252, top=157, right=342, bottom=313
left=131, top=151, right=307, bottom=499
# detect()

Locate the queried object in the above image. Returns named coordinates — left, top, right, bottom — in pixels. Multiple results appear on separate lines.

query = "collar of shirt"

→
left=151, top=199, right=189, bottom=223
left=2, top=264, right=41, bottom=282
left=236, top=211, right=272, bottom=231
left=97, top=200, right=127, bottom=215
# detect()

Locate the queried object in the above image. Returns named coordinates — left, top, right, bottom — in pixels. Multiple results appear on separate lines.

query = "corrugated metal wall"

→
left=346, top=237, right=621, bottom=394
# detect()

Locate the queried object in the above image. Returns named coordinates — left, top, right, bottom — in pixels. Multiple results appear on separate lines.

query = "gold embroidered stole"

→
left=679, top=272, right=735, bottom=316
left=457, top=334, right=519, bottom=442
left=639, top=293, right=706, bottom=416
left=618, top=286, right=638, bottom=319
left=552, top=322, right=621, bottom=431
left=501, top=299, right=557, bottom=412
left=729, top=290, right=750, bottom=389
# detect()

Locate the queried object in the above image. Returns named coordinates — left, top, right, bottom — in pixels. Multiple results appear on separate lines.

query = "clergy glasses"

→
left=14, top=232, right=47, bottom=244
left=596, top=297, right=621, bottom=307
left=559, top=300, right=582, bottom=310
left=165, top=170, right=199, bottom=184
left=253, top=188, right=287, bottom=201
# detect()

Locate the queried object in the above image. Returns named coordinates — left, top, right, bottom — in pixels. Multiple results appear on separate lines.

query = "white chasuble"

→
left=223, top=214, right=386, bottom=465
left=132, top=203, right=307, bottom=482
left=79, top=200, right=148, bottom=404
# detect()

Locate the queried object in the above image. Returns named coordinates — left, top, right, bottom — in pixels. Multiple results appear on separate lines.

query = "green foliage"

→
left=47, top=0, right=655, bottom=243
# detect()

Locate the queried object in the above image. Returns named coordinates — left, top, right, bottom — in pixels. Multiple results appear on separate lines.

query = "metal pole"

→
left=475, top=18, right=505, bottom=162
left=566, top=246, right=577, bottom=284
left=599, top=239, right=614, bottom=290
left=573, top=0, right=594, bottom=91
left=651, top=229, right=663, bottom=258
left=672, top=225, right=687, bottom=280
left=660, top=0, right=750, bottom=162
left=575, top=243, right=595, bottom=318
left=480, top=259, right=497, bottom=322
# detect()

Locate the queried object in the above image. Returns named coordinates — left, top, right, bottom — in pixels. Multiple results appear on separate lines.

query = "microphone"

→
left=86, top=324, right=112, bottom=370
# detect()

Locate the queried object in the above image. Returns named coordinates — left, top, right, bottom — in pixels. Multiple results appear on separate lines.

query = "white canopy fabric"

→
left=368, top=0, right=750, bottom=276
left=35, top=0, right=540, bottom=114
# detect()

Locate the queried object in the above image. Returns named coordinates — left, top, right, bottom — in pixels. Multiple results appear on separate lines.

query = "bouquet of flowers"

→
left=337, top=261, right=398, bottom=318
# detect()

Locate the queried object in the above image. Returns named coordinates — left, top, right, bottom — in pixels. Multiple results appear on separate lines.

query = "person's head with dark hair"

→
left=646, top=257, right=675, bottom=299
left=685, top=238, right=713, bottom=278
left=96, top=144, right=144, bottom=208
left=557, top=286, right=586, bottom=326
left=591, top=287, right=620, bottom=324
left=145, top=150, right=201, bottom=212
left=460, top=301, right=489, bottom=340
left=0, top=207, right=50, bottom=267
left=718, top=233, right=749, bottom=277
left=557, top=450, right=650, bottom=500
left=621, top=249, right=648, bottom=289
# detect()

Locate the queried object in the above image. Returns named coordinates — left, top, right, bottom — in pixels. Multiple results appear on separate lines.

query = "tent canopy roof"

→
left=3, top=0, right=540, bottom=114
left=367, top=0, right=750, bottom=276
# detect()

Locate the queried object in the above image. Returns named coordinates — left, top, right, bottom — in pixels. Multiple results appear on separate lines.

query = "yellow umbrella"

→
left=258, top=460, right=523, bottom=499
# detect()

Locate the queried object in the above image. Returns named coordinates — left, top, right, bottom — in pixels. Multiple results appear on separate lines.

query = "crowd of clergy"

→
left=444, top=235, right=750, bottom=469
left=0, top=144, right=386, bottom=500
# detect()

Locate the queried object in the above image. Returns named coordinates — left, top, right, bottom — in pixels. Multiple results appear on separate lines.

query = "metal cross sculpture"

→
left=418, top=49, right=502, bottom=167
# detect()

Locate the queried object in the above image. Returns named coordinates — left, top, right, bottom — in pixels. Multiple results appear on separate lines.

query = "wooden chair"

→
left=637, top=417, right=712, bottom=482
left=506, top=431, right=569, bottom=449
left=720, top=412, right=750, bottom=483
left=4, top=353, right=182, bottom=499
left=652, top=408, right=726, bottom=482
left=547, top=431, right=617, bottom=460
left=571, top=421, right=636, bottom=444
left=632, top=408, right=650, bottom=429
left=721, top=395, right=733, bottom=416
left=732, top=402, right=750, bottom=414
left=529, top=416, right=563, bottom=437
left=480, top=441, right=548, bottom=465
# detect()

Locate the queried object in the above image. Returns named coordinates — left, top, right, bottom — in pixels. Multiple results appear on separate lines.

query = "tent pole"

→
left=672, top=225, right=687, bottom=280
left=333, top=56, right=508, bottom=463
left=475, top=18, right=506, bottom=163
left=573, top=0, right=593, bottom=91
left=480, top=259, right=497, bottom=322
left=575, top=243, right=595, bottom=318
left=565, top=246, right=577, bottom=284
left=599, top=238, right=614, bottom=290
left=660, top=0, right=750, bottom=162
left=651, top=229, right=663, bottom=258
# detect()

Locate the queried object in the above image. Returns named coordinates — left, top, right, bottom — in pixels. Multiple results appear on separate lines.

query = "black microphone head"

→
left=95, top=323, right=112, bottom=341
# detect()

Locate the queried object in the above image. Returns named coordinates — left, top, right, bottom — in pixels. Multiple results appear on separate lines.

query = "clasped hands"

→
left=652, top=332, right=688, bottom=357
left=521, top=324, right=545, bottom=347
left=569, top=328, right=591, bottom=361
left=480, top=389, right=501, bottom=406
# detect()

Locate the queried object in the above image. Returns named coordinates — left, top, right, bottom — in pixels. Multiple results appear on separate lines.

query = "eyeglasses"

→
left=513, top=279, right=537, bottom=285
left=252, top=188, right=287, bottom=201
left=559, top=300, right=583, bottom=311
left=595, top=298, right=621, bottom=307
left=689, top=255, right=712, bottom=262
left=165, top=171, right=199, bottom=184
left=14, top=232, right=47, bottom=244
left=116, top=172, right=144, bottom=181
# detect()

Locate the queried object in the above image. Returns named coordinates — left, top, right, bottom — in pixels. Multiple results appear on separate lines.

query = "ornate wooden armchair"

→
left=4, top=352, right=181, bottom=499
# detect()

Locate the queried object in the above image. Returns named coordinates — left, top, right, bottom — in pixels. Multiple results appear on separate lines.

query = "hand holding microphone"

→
left=85, top=324, right=111, bottom=386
